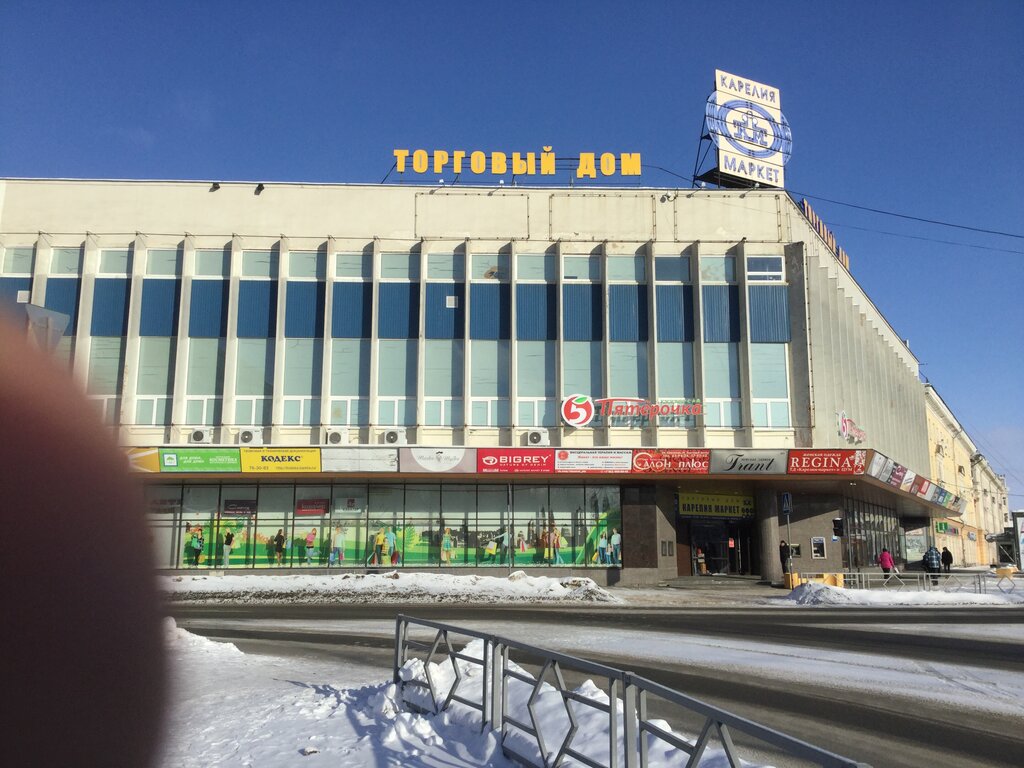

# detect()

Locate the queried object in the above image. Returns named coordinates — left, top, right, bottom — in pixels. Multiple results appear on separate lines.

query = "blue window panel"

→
left=0, top=277, right=31, bottom=307
left=469, top=283, right=510, bottom=340
left=139, top=279, right=180, bottom=336
left=748, top=285, right=791, bottom=343
left=426, top=283, right=465, bottom=339
left=284, top=281, right=325, bottom=338
left=237, top=280, right=278, bottom=338
left=189, top=280, right=228, bottom=337
left=44, top=278, right=80, bottom=335
left=332, top=282, right=373, bottom=338
left=702, top=285, right=740, bottom=343
left=516, top=284, right=558, bottom=340
left=656, top=285, right=694, bottom=342
left=91, top=278, right=130, bottom=336
left=609, top=284, right=648, bottom=342
left=563, top=284, right=603, bottom=341
left=377, top=282, right=419, bottom=338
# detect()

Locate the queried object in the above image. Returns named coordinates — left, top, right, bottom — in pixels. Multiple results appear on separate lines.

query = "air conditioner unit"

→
left=526, top=429, right=550, bottom=446
left=324, top=427, right=349, bottom=446
left=238, top=427, right=263, bottom=446
left=382, top=428, right=407, bottom=445
left=188, top=427, right=214, bottom=444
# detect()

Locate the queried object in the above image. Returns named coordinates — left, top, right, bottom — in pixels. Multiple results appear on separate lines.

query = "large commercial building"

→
left=0, top=178, right=984, bottom=583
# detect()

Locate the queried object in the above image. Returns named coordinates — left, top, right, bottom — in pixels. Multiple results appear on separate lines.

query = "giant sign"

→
left=710, top=449, right=788, bottom=475
left=706, top=69, right=792, bottom=188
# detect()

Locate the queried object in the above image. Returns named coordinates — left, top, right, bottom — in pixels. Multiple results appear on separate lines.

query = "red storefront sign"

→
left=295, top=498, right=329, bottom=516
left=477, top=448, right=554, bottom=474
left=787, top=449, right=867, bottom=475
left=631, top=449, right=711, bottom=474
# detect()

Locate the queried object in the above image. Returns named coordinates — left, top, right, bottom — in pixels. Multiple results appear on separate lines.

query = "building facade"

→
left=0, top=179, right=977, bottom=583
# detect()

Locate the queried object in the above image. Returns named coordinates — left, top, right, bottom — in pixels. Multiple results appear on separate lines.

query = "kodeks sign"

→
left=477, top=448, right=554, bottom=474
left=787, top=449, right=866, bottom=475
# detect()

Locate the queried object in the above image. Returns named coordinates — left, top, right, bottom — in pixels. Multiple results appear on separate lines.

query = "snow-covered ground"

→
left=160, top=574, right=1024, bottom=766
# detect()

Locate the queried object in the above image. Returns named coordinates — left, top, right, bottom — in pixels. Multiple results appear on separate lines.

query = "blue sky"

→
left=2, top=1, right=1022, bottom=505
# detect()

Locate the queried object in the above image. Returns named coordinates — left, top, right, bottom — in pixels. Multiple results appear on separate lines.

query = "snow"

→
left=160, top=620, right=767, bottom=767
left=781, top=581, right=1024, bottom=607
left=161, top=570, right=619, bottom=604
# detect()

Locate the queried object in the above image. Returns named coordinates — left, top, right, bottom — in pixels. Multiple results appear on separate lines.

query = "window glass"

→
left=562, top=341, right=603, bottom=398
left=2, top=247, right=34, bottom=274
left=235, top=339, right=274, bottom=396
left=747, top=256, right=784, bottom=281
left=606, top=256, right=645, bottom=282
left=656, top=342, right=694, bottom=398
left=516, top=254, right=556, bottom=281
left=513, top=485, right=548, bottom=564
left=187, top=338, right=225, bottom=395
left=137, top=337, right=175, bottom=395
left=703, top=343, right=740, bottom=398
left=770, top=402, right=791, bottom=427
left=51, top=247, right=83, bottom=274
left=424, top=339, right=464, bottom=396
left=608, top=342, right=648, bottom=397
left=290, top=250, right=325, bottom=279
left=472, top=253, right=509, bottom=281
left=195, top=248, right=230, bottom=277
left=427, top=253, right=465, bottom=280
left=377, top=339, right=417, bottom=397
left=380, top=252, right=419, bottom=280
left=336, top=252, right=373, bottom=279
left=283, top=339, right=323, bottom=396
left=470, top=340, right=509, bottom=397
left=147, top=249, right=181, bottom=276
left=87, top=337, right=126, bottom=395
left=242, top=250, right=278, bottom=278
left=563, top=256, right=601, bottom=281
left=654, top=256, right=690, bottom=282
left=331, top=339, right=370, bottom=396
left=99, top=249, right=131, bottom=274
left=700, top=256, right=735, bottom=282
left=181, top=486, right=220, bottom=567
left=750, top=344, right=789, bottom=398
left=517, top=341, right=555, bottom=397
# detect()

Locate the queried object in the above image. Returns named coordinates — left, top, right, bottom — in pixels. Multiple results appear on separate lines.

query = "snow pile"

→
left=161, top=570, right=618, bottom=604
left=784, top=582, right=1024, bottom=607
left=159, top=621, right=769, bottom=767
left=397, top=638, right=769, bottom=768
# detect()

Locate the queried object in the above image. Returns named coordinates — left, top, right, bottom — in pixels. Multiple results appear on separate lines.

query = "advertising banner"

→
left=240, top=447, right=321, bottom=473
left=477, top=448, right=554, bottom=474
left=400, top=448, right=477, bottom=473
left=159, top=447, right=241, bottom=473
left=554, top=449, right=632, bottom=473
left=709, top=449, right=788, bottom=475
left=295, top=498, right=329, bottom=516
left=786, top=449, right=866, bottom=475
left=631, top=449, right=711, bottom=474
left=222, top=499, right=256, bottom=516
left=321, top=448, right=398, bottom=473
left=126, top=447, right=160, bottom=473
left=679, top=492, right=755, bottom=518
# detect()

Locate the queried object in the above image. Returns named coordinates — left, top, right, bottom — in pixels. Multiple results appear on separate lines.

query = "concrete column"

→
left=756, top=487, right=782, bottom=583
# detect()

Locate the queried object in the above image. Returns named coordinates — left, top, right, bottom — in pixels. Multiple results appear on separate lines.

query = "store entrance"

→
left=688, top=518, right=755, bottom=576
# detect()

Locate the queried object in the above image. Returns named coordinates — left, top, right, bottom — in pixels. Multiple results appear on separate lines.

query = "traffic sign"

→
left=781, top=492, right=792, bottom=514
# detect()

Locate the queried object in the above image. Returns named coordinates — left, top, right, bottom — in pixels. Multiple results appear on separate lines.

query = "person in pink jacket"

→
left=878, top=548, right=895, bottom=575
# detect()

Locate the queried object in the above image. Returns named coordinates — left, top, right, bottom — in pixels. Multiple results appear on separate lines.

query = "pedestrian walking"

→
left=779, top=540, right=791, bottom=574
left=941, top=547, right=953, bottom=574
left=923, top=545, right=942, bottom=585
left=222, top=529, right=234, bottom=568
left=877, top=547, right=895, bottom=575
left=274, top=528, right=285, bottom=566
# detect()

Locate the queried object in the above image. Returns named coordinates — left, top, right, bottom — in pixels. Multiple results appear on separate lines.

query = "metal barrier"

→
left=394, top=615, right=870, bottom=768
left=796, top=572, right=986, bottom=593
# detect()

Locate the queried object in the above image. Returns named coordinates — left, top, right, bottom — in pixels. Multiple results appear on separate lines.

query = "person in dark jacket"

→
left=940, top=546, right=954, bottom=574
left=779, top=540, right=791, bottom=574
left=923, top=546, right=942, bottom=585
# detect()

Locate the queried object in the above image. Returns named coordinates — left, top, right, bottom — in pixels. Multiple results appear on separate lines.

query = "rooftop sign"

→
left=706, top=69, right=792, bottom=188
left=391, top=148, right=642, bottom=179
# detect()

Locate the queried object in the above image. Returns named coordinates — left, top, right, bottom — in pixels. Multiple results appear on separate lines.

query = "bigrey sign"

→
left=710, top=450, right=788, bottom=474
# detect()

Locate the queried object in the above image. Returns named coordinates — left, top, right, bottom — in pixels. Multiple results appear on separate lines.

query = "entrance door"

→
left=690, top=519, right=755, bottom=575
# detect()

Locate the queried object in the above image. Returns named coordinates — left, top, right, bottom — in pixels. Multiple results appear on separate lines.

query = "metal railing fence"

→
left=795, top=571, right=1023, bottom=594
left=394, top=615, right=870, bottom=768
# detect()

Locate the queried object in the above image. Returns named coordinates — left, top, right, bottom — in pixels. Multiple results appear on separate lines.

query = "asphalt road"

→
left=170, top=603, right=1024, bottom=768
